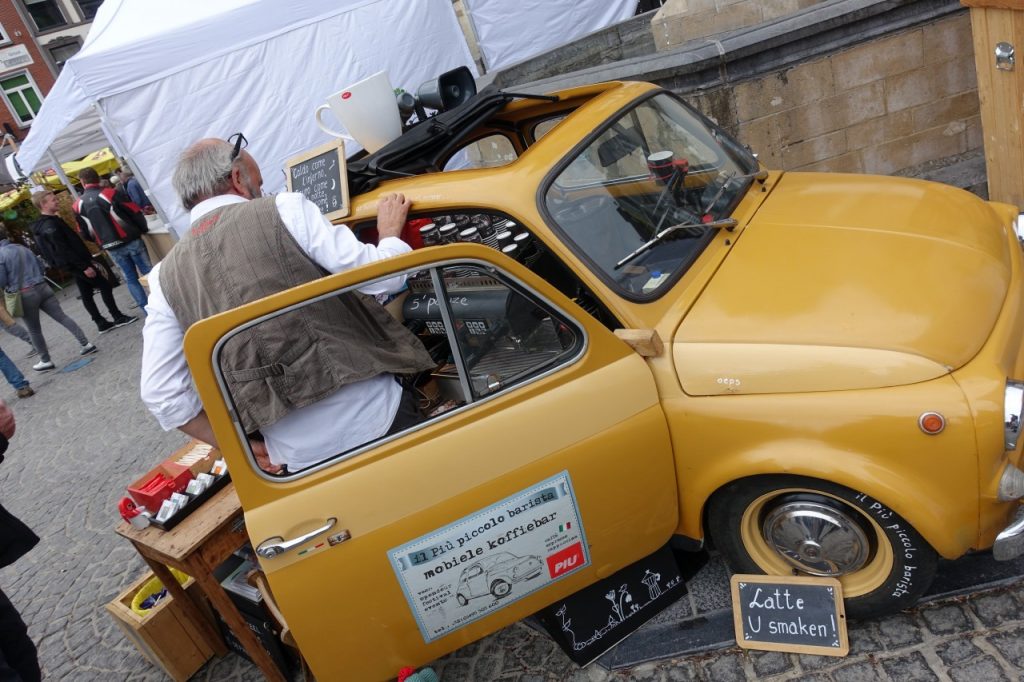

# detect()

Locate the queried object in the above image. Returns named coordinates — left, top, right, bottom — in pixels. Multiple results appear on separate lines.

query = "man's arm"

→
left=177, top=410, right=280, bottom=474
left=279, top=192, right=413, bottom=295
left=141, top=268, right=281, bottom=474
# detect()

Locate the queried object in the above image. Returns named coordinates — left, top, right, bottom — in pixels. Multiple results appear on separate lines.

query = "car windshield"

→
left=543, top=93, right=754, bottom=298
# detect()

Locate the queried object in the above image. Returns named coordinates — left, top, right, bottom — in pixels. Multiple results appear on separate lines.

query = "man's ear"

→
left=229, top=164, right=250, bottom=198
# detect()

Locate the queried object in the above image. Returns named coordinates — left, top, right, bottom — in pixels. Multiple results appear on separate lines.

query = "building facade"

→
left=0, top=0, right=94, bottom=140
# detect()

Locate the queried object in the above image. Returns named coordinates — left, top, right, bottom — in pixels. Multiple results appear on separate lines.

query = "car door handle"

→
left=256, top=517, right=338, bottom=559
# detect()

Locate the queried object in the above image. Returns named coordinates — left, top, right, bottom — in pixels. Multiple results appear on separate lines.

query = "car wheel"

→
left=707, top=475, right=938, bottom=620
left=490, top=579, right=512, bottom=599
left=456, top=593, right=468, bottom=606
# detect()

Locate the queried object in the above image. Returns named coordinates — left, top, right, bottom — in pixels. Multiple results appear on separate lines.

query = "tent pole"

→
left=94, top=104, right=175, bottom=239
left=46, top=148, right=78, bottom=199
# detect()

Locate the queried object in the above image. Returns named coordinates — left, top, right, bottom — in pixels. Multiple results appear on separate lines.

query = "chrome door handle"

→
left=256, top=517, right=337, bottom=559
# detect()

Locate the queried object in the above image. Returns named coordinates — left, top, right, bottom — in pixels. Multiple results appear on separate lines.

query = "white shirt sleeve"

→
left=140, top=261, right=204, bottom=431
left=276, top=192, right=411, bottom=295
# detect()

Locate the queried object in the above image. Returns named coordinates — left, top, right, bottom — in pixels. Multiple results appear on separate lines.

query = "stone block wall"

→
left=652, top=0, right=823, bottom=50
left=690, top=12, right=979, bottom=175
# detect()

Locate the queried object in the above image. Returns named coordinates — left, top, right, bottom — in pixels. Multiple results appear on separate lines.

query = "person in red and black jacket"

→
left=73, top=167, right=152, bottom=311
left=31, top=190, right=135, bottom=333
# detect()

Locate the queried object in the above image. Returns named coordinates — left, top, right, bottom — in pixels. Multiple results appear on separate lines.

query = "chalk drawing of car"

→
left=455, top=552, right=543, bottom=605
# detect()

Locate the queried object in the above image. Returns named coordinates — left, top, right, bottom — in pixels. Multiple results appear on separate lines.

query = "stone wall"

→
left=702, top=12, right=979, bottom=174
left=494, top=1, right=981, bottom=185
left=652, top=0, right=823, bottom=50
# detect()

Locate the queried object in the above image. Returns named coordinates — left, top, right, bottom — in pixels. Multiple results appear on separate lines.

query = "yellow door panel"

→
left=184, top=244, right=678, bottom=681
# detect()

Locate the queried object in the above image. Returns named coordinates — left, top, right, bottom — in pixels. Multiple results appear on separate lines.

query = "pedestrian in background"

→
left=31, top=190, right=136, bottom=334
left=73, top=167, right=151, bottom=311
left=0, top=398, right=42, bottom=680
left=120, top=167, right=155, bottom=214
left=0, top=225, right=97, bottom=371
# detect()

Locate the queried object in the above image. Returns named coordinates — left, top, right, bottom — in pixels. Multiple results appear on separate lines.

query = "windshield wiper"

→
left=701, top=168, right=769, bottom=215
left=614, top=218, right=738, bottom=269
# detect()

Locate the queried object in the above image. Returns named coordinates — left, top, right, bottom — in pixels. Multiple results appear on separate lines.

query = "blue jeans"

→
left=108, top=239, right=152, bottom=309
left=0, top=349, right=27, bottom=389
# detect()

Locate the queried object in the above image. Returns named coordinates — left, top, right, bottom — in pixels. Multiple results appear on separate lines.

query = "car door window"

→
left=443, top=134, right=517, bottom=171
left=213, top=260, right=585, bottom=475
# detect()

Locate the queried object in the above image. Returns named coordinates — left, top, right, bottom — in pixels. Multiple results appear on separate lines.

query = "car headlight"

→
left=1006, top=379, right=1024, bottom=450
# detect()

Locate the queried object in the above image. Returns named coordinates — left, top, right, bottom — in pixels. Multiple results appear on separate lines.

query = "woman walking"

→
left=0, top=226, right=96, bottom=371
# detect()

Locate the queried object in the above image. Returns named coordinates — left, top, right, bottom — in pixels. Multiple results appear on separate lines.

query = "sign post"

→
left=731, top=574, right=849, bottom=657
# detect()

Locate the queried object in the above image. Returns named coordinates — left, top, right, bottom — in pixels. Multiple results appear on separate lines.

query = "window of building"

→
left=0, top=23, right=11, bottom=46
left=74, top=0, right=102, bottom=20
left=0, top=73, right=43, bottom=125
left=48, top=40, right=80, bottom=71
left=21, top=0, right=67, bottom=32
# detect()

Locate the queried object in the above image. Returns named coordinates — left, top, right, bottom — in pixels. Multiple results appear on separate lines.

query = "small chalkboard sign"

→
left=285, top=139, right=349, bottom=221
left=536, top=544, right=686, bottom=666
left=731, top=574, right=848, bottom=656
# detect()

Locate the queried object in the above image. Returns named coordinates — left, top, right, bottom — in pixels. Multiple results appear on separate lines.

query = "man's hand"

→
left=83, top=266, right=96, bottom=278
left=250, top=440, right=283, bottom=475
left=376, top=193, right=412, bottom=241
left=0, top=399, right=16, bottom=440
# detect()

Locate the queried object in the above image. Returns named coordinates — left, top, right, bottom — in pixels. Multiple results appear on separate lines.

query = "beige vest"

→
left=159, top=197, right=434, bottom=432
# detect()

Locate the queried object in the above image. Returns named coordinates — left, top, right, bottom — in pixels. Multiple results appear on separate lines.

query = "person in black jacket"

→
left=30, top=190, right=135, bottom=334
left=72, top=167, right=151, bottom=311
left=0, top=398, right=41, bottom=682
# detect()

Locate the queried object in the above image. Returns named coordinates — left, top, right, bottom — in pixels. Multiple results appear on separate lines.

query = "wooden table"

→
left=115, top=482, right=286, bottom=682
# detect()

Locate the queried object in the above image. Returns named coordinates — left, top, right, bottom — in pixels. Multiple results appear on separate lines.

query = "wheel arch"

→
left=680, top=449, right=976, bottom=559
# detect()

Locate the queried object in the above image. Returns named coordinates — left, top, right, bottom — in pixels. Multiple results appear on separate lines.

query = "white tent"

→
left=16, top=0, right=475, bottom=236
left=464, top=0, right=639, bottom=71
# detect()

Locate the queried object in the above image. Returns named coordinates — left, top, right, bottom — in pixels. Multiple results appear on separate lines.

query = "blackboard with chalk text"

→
left=731, top=574, right=848, bottom=656
left=285, top=139, right=349, bottom=221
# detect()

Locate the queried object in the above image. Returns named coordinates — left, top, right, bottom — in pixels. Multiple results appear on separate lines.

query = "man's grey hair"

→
left=172, top=140, right=237, bottom=211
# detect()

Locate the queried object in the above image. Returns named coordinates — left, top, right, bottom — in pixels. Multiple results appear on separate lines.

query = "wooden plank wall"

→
left=965, top=1, right=1024, bottom=207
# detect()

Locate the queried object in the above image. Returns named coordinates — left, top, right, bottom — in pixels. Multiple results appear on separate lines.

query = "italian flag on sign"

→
left=559, top=522, right=572, bottom=532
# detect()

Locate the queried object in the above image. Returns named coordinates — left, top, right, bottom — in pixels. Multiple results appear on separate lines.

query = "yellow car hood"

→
left=676, top=172, right=1012, bottom=395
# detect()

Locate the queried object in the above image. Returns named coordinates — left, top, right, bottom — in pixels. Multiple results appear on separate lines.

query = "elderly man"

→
left=141, top=134, right=433, bottom=474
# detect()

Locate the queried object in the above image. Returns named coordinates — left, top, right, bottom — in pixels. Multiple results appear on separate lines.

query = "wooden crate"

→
left=105, top=571, right=216, bottom=681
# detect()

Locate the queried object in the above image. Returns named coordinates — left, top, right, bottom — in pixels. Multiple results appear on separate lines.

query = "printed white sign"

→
left=0, top=45, right=31, bottom=72
left=388, top=471, right=589, bottom=642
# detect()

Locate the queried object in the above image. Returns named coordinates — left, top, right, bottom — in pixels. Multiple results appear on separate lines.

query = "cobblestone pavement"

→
left=2, top=284, right=1024, bottom=681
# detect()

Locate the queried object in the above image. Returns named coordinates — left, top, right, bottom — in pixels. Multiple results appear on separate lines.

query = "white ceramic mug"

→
left=314, top=70, right=403, bottom=153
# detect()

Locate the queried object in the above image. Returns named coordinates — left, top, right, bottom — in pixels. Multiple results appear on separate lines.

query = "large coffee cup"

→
left=314, top=70, right=403, bottom=153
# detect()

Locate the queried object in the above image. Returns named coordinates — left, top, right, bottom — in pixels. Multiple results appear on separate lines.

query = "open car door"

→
left=184, top=244, right=679, bottom=681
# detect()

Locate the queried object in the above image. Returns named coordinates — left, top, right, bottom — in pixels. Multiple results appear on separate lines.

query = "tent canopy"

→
left=16, top=0, right=475, bottom=235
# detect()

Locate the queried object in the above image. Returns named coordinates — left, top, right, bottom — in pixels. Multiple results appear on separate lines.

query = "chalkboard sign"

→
left=285, top=139, right=349, bottom=221
left=731, top=574, right=848, bottom=656
left=536, top=544, right=686, bottom=666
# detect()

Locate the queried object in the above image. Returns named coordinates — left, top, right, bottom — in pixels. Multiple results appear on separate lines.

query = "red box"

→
left=127, top=463, right=193, bottom=513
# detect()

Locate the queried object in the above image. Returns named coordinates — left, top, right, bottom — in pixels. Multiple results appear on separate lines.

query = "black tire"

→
left=490, top=579, right=511, bottom=599
left=456, top=593, right=468, bottom=606
left=707, top=475, right=938, bottom=619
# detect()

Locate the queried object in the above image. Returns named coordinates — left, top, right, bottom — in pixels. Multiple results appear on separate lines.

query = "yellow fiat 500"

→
left=185, top=80, right=1024, bottom=680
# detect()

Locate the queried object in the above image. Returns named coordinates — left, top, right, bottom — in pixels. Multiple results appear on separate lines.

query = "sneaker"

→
left=16, top=386, right=33, bottom=398
left=96, top=319, right=115, bottom=334
left=32, top=360, right=55, bottom=371
left=113, top=315, right=137, bottom=328
left=80, top=343, right=98, bottom=356
left=24, top=348, right=38, bottom=358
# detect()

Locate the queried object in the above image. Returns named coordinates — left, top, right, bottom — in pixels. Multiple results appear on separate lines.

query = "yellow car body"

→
left=184, top=80, right=1024, bottom=680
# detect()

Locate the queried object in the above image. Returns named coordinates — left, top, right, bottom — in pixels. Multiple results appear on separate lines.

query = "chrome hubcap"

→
left=761, top=499, right=871, bottom=576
